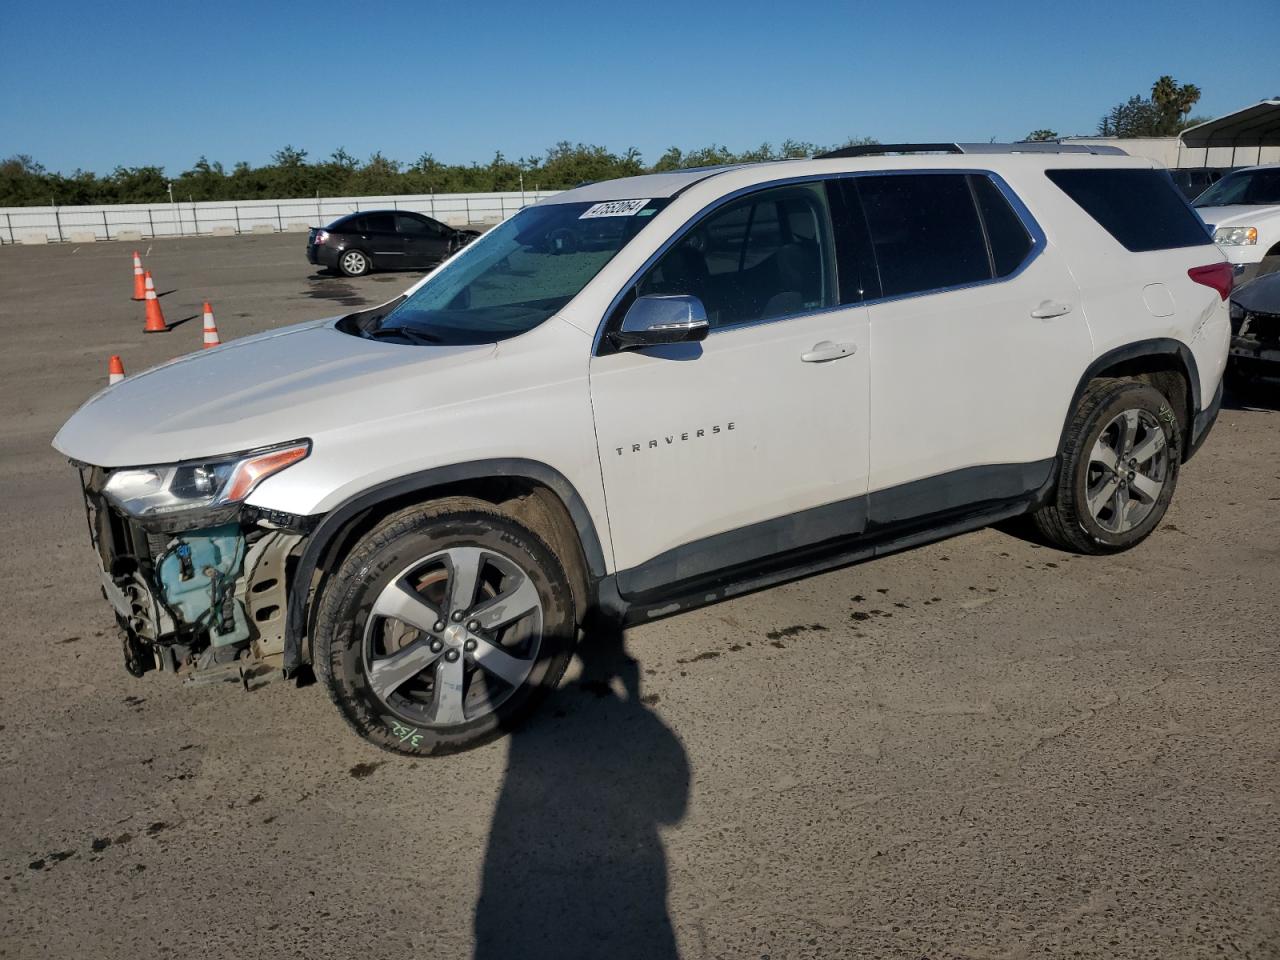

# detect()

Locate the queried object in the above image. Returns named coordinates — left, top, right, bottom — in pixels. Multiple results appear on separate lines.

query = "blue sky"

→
left=3, top=0, right=1276, bottom=175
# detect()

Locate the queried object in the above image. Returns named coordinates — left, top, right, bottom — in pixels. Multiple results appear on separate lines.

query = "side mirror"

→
left=609, top=295, right=710, bottom=351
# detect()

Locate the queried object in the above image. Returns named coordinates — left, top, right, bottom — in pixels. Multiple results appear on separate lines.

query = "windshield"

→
left=1194, top=168, right=1280, bottom=208
left=374, top=199, right=669, bottom=345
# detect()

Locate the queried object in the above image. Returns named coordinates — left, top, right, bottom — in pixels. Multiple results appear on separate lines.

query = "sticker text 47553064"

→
left=579, top=199, right=651, bottom=219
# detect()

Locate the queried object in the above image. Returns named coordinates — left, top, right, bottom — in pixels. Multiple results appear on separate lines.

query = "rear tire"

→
left=1032, top=378, right=1182, bottom=554
left=314, top=503, right=576, bottom=756
left=338, top=248, right=372, bottom=277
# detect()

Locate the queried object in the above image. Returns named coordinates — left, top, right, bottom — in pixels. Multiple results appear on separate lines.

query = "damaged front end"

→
left=1229, top=272, right=1280, bottom=379
left=1230, top=296, right=1280, bottom=375
left=76, top=441, right=313, bottom=685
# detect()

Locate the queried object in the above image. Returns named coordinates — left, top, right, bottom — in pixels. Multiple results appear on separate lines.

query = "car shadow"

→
left=473, top=613, right=689, bottom=960
left=1224, top=377, right=1280, bottom=412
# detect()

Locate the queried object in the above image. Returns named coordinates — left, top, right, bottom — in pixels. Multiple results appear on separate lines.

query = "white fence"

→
left=0, top=190, right=564, bottom=244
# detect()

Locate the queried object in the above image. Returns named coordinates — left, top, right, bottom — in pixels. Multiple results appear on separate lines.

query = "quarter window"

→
left=1046, top=169, right=1211, bottom=252
left=637, top=183, right=836, bottom=329
left=855, top=174, right=991, bottom=297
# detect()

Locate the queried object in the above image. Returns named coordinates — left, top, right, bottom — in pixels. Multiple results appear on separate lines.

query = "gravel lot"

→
left=1, top=235, right=1277, bottom=960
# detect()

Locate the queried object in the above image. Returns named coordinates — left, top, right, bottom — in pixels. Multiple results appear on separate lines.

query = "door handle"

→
left=1031, top=300, right=1072, bottom=319
left=801, top=341, right=857, bottom=363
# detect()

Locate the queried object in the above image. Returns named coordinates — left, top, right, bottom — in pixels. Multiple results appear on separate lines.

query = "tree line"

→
left=1, top=74, right=1212, bottom=207
left=0, top=138, right=876, bottom=207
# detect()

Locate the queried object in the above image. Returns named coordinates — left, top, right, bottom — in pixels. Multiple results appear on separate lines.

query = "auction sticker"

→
left=579, top=199, right=651, bottom=219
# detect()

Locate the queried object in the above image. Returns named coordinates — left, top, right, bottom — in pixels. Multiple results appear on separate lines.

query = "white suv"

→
left=1193, top=163, right=1280, bottom=283
left=54, top=145, right=1231, bottom=755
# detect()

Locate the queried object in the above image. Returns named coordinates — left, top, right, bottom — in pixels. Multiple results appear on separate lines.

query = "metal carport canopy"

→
left=1180, top=99, right=1280, bottom=148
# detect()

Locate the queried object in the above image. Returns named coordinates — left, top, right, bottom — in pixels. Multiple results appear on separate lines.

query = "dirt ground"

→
left=1, top=235, right=1277, bottom=960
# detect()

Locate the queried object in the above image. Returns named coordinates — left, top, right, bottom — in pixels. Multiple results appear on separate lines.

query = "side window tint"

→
left=1046, top=169, right=1211, bottom=252
left=971, top=176, right=1034, bottom=277
left=825, top=179, right=881, bottom=303
left=342, top=216, right=366, bottom=233
left=637, top=184, right=836, bottom=329
left=856, top=174, right=990, bottom=297
left=702, top=204, right=750, bottom=275
left=396, top=215, right=431, bottom=235
left=363, top=213, right=396, bottom=233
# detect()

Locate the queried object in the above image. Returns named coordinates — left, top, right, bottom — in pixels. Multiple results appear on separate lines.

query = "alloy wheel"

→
left=362, top=546, right=544, bottom=728
left=1085, top=408, right=1170, bottom=534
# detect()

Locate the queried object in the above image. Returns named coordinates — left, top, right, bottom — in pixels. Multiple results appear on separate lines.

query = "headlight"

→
left=103, top=440, right=310, bottom=518
left=1213, top=225, right=1258, bottom=246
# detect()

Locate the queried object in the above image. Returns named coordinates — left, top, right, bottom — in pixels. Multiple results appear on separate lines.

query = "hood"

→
left=1195, top=204, right=1277, bottom=230
left=1232, top=270, right=1280, bottom=314
left=53, top=318, right=495, bottom=467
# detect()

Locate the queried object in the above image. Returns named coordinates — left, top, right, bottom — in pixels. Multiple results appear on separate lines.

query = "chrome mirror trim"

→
left=610, top=295, right=710, bottom=351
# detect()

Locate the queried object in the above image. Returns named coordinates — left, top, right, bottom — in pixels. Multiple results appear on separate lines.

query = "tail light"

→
left=1187, top=262, right=1234, bottom=301
left=314, top=229, right=330, bottom=246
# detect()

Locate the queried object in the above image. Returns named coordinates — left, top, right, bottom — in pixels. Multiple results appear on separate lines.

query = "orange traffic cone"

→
left=143, top=271, right=167, bottom=333
left=131, top=251, right=145, bottom=300
left=201, top=301, right=221, bottom=348
left=108, top=355, right=126, bottom=384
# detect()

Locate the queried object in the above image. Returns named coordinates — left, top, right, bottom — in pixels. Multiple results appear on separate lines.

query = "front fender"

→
left=281, top=458, right=607, bottom=676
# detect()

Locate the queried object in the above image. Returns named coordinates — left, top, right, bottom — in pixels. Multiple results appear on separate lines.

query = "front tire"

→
left=1032, top=378, right=1182, bottom=554
left=314, top=504, right=576, bottom=755
left=338, top=248, right=372, bottom=277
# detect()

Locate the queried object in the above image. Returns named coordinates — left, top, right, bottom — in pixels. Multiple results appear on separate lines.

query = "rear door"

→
left=397, top=213, right=453, bottom=267
left=846, top=172, right=1090, bottom=522
left=360, top=212, right=405, bottom=262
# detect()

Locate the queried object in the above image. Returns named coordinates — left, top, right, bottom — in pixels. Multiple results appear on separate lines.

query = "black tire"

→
left=314, top=501, right=576, bottom=756
left=1032, top=378, right=1182, bottom=554
left=337, top=248, right=372, bottom=277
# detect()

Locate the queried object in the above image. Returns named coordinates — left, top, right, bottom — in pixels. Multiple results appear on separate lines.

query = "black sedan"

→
left=307, top=210, right=480, bottom=277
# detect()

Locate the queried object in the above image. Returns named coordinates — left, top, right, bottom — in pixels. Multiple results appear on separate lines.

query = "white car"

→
left=54, top=145, right=1232, bottom=755
left=1193, top=163, right=1280, bottom=283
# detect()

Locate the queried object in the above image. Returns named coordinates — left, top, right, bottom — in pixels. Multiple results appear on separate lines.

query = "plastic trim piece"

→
left=1061, top=339, right=1203, bottom=461
left=612, top=459, right=1055, bottom=606
left=601, top=467, right=1055, bottom=625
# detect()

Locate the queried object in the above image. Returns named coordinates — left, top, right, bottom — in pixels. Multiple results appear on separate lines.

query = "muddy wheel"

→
left=1032, top=378, right=1182, bottom=554
left=313, top=503, right=575, bottom=755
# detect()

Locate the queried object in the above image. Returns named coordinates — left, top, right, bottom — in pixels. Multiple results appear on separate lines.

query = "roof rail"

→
left=816, top=142, right=1128, bottom=159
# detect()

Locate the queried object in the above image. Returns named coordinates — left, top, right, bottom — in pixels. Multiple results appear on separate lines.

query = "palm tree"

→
left=1176, top=83, right=1202, bottom=124
left=1151, top=76, right=1178, bottom=111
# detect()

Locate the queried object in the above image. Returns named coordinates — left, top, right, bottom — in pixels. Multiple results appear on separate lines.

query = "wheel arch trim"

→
left=1061, top=338, right=1201, bottom=456
left=282, top=458, right=607, bottom=675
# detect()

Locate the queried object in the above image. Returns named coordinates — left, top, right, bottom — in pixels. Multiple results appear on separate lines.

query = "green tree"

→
left=1099, top=77, right=1202, bottom=137
left=1024, top=129, right=1059, bottom=141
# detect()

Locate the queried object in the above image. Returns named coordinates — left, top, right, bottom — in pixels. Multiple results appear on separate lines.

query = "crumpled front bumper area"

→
left=1230, top=302, right=1280, bottom=373
left=79, top=467, right=303, bottom=682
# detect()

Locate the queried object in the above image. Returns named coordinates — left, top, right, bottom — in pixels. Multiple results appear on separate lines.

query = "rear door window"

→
left=362, top=213, right=396, bottom=234
left=1046, top=169, right=1211, bottom=252
left=971, top=176, right=1034, bottom=277
left=855, top=174, right=991, bottom=297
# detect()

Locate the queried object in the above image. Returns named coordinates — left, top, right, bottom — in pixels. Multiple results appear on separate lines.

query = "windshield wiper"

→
left=366, top=325, right=443, bottom=345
